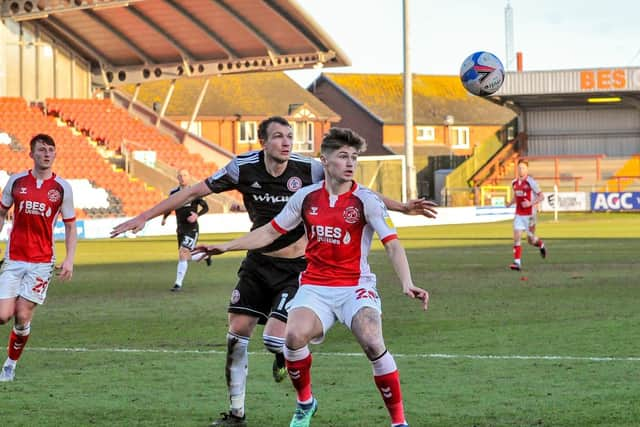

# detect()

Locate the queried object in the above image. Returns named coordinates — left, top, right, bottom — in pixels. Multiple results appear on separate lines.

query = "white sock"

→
left=4, top=357, right=16, bottom=368
left=175, top=260, right=188, bottom=286
left=227, top=332, right=249, bottom=418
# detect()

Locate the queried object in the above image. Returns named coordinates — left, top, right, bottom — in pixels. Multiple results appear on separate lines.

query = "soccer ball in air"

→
left=459, top=51, right=505, bottom=96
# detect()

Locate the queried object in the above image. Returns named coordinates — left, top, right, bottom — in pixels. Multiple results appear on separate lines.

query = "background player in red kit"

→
left=510, top=159, right=546, bottom=271
left=195, top=128, right=430, bottom=427
left=0, top=133, right=76, bottom=382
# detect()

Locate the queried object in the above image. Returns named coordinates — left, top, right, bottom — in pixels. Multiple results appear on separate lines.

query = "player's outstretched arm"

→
left=111, top=181, right=210, bottom=237
left=378, top=195, right=438, bottom=219
left=383, top=239, right=429, bottom=311
left=192, top=222, right=282, bottom=257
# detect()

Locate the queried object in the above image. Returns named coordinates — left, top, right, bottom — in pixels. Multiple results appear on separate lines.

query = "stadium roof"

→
left=1, top=0, right=350, bottom=87
left=491, top=68, right=640, bottom=109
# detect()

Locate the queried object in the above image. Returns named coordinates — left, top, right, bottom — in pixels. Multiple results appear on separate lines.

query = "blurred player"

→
left=510, top=159, right=546, bottom=271
left=194, top=128, right=430, bottom=427
left=0, top=134, right=76, bottom=382
left=161, top=169, right=210, bottom=292
left=111, top=117, right=436, bottom=427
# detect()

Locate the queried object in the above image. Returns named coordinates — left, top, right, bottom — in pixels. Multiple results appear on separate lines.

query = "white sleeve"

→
left=528, top=176, right=542, bottom=195
left=310, top=158, right=325, bottom=183
left=1, top=175, right=16, bottom=208
left=272, top=186, right=308, bottom=232
left=362, top=190, right=397, bottom=242
left=58, top=178, right=76, bottom=220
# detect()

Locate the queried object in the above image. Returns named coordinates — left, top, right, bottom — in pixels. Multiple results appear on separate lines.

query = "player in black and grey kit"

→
left=110, top=116, right=437, bottom=427
left=161, top=169, right=209, bottom=292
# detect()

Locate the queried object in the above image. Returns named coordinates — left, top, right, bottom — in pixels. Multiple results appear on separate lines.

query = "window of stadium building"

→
left=293, top=121, right=314, bottom=153
left=238, top=121, right=257, bottom=144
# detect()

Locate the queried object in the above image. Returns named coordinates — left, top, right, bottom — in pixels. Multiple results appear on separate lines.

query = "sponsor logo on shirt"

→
left=310, top=225, right=350, bottom=245
left=252, top=193, right=289, bottom=204
left=18, top=200, right=51, bottom=216
left=250, top=181, right=262, bottom=189
left=19, top=187, right=27, bottom=195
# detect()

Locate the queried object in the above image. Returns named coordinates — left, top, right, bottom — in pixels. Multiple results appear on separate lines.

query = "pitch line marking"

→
left=29, top=347, right=640, bottom=362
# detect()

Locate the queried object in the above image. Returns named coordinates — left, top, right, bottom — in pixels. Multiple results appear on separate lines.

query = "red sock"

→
left=286, top=353, right=313, bottom=403
left=8, top=328, right=30, bottom=361
left=513, top=245, right=522, bottom=261
left=536, top=239, right=544, bottom=247
left=374, top=370, right=406, bottom=425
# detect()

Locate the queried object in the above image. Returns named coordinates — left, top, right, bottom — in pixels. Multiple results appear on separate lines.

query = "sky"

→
left=286, top=0, right=640, bottom=87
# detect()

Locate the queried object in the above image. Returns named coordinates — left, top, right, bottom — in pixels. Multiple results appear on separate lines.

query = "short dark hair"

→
left=258, top=116, right=291, bottom=141
left=320, top=127, right=367, bottom=155
left=30, top=133, right=55, bottom=152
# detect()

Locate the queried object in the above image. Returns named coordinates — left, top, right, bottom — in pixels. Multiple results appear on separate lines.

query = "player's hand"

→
left=403, top=285, right=429, bottom=311
left=187, top=211, right=198, bottom=223
left=404, top=198, right=438, bottom=218
left=56, top=260, right=74, bottom=281
left=192, top=244, right=226, bottom=257
left=110, top=215, right=147, bottom=238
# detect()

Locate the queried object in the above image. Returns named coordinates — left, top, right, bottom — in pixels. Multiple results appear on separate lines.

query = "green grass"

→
left=1, top=212, right=639, bottom=426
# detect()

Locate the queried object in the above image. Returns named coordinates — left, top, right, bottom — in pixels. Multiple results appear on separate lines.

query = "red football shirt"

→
left=1, top=170, right=75, bottom=263
left=271, top=181, right=397, bottom=287
left=511, top=175, right=542, bottom=216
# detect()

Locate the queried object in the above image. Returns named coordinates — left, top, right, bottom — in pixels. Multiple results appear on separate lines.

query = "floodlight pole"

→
left=403, top=0, right=417, bottom=201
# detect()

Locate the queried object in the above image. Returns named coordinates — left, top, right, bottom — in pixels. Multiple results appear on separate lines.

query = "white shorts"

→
left=287, top=280, right=382, bottom=344
left=0, top=260, right=55, bottom=305
left=513, top=214, right=536, bottom=234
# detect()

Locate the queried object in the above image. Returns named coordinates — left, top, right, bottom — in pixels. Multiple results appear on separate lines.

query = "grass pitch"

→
left=1, top=212, right=639, bottom=426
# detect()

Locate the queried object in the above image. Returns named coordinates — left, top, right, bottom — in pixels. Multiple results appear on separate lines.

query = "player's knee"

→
left=0, top=315, right=11, bottom=325
left=263, top=334, right=285, bottom=354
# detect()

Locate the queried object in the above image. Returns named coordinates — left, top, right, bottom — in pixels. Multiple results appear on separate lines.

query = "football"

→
left=460, top=51, right=505, bottom=96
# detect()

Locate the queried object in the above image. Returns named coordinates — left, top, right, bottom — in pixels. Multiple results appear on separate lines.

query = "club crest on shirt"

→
left=48, top=189, right=61, bottom=202
left=287, top=176, right=303, bottom=192
left=343, top=206, right=360, bottom=224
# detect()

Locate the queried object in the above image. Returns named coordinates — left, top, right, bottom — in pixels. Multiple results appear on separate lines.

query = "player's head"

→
left=320, top=128, right=367, bottom=183
left=30, top=133, right=55, bottom=152
left=29, top=133, right=56, bottom=170
left=177, top=169, right=190, bottom=186
left=320, top=127, right=367, bottom=155
left=517, top=159, right=529, bottom=177
left=258, top=116, right=293, bottom=164
left=258, top=116, right=291, bottom=142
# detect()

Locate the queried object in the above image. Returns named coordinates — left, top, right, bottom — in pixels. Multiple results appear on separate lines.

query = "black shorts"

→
left=228, top=251, right=307, bottom=324
left=177, top=229, right=199, bottom=250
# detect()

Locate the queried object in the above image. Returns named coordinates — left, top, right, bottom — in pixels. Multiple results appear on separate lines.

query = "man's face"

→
left=262, top=122, right=293, bottom=164
left=30, top=141, right=56, bottom=170
left=322, top=145, right=358, bottom=183
left=518, top=162, right=528, bottom=178
left=177, top=170, right=190, bottom=186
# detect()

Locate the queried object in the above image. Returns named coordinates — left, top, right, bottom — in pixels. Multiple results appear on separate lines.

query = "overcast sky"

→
left=286, top=0, right=640, bottom=87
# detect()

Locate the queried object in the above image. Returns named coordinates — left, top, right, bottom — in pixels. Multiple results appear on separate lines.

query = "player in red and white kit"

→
left=510, top=159, right=546, bottom=271
left=0, top=134, right=76, bottom=382
left=194, top=128, right=430, bottom=427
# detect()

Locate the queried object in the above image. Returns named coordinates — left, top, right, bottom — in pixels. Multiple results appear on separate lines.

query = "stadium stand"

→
left=46, top=98, right=218, bottom=182
left=0, top=96, right=165, bottom=217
